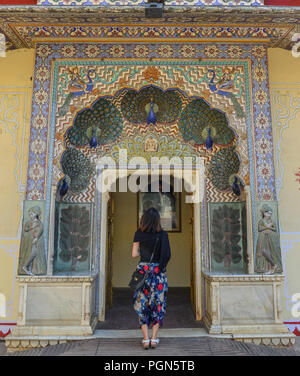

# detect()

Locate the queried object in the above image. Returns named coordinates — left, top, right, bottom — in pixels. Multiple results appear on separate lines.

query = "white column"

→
left=245, top=185, right=254, bottom=274
left=194, top=201, right=202, bottom=320
left=98, top=191, right=110, bottom=321
left=47, top=183, right=57, bottom=276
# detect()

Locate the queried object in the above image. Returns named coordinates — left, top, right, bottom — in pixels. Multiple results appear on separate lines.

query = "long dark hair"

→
left=139, top=207, right=162, bottom=233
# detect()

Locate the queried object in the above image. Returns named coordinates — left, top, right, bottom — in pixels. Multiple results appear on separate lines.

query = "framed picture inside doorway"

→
left=137, top=180, right=181, bottom=232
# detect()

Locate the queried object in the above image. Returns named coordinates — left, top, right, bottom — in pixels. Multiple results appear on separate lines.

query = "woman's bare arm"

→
left=132, top=242, right=140, bottom=258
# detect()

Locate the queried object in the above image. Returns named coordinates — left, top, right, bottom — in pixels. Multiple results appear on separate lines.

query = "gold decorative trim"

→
left=31, top=38, right=273, bottom=44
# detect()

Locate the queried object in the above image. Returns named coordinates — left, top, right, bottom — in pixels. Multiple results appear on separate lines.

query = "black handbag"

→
left=129, top=238, right=159, bottom=291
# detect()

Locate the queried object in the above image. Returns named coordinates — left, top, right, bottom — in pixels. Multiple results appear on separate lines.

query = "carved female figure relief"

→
left=255, top=204, right=283, bottom=274
left=18, top=206, right=47, bottom=276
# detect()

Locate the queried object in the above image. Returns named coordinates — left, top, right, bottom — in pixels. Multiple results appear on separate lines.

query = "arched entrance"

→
left=96, top=168, right=204, bottom=325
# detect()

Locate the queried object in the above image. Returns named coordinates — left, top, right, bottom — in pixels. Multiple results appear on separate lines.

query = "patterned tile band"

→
left=13, top=25, right=289, bottom=50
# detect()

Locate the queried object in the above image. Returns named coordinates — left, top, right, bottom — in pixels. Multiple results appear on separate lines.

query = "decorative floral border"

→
left=13, top=25, right=289, bottom=50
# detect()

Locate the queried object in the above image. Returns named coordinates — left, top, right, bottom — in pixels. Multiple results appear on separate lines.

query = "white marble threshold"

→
left=93, top=328, right=232, bottom=339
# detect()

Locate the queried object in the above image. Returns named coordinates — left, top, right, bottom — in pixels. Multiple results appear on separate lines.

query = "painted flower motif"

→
left=255, top=89, right=268, bottom=106
left=29, top=163, right=44, bottom=181
left=262, top=192, right=272, bottom=201
left=84, top=45, right=100, bottom=58
left=31, top=137, right=46, bottom=155
left=204, top=45, right=220, bottom=58
left=157, top=305, right=161, bottom=312
left=261, top=167, right=271, bottom=178
left=144, top=289, right=149, bottom=296
left=27, top=188, right=43, bottom=201
left=36, top=44, right=52, bottom=58
left=35, top=89, right=48, bottom=105
left=33, top=113, right=47, bottom=130
left=256, top=113, right=269, bottom=129
left=180, top=45, right=196, bottom=58
left=258, top=163, right=272, bottom=180
left=254, top=65, right=267, bottom=82
left=157, top=283, right=163, bottom=291
left=157, top=45, right=174, bottom=58
left=143, top=265, right=149, bottom=271
left=257, top=137, right=270, bottom=154
left=133, top=45, right=149, bottom=58
left=154, top=266, right=160, bottom=274
left=227, top=45, right=244, bottom=58
left=36, top=66, right=50, bottom=82
left=139, top=270, right=144, bottom=274
left=142, top=66, right=160, bottom=82
left=251, top=46, right=266, bottom=59
left=60, top=45, right=76, bottom=58
left=109, top=45, right=125, bottom=58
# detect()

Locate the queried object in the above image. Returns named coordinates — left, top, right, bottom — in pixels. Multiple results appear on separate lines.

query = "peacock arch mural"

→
left=53, top=83, right=247, bottom=274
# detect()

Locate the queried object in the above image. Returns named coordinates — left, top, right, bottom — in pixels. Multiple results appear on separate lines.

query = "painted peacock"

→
left=58, top=68, right=95, bottom=117
left=207, top=69, right=245, bottom=119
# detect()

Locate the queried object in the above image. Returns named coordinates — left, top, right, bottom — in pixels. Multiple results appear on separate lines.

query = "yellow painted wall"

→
left=0, top=49, right=34, bottom=323
left=268, top=48, right=300, bottom=323
left=112, top=190, right=192, bottom=288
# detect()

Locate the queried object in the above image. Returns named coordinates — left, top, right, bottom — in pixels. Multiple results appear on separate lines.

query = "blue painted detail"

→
left=147, top=101, right=156, bottom=125
left=59, top=178, right=69, bottom=198
left=232, top=176, right=241, bottom=196
left=206, top=127, right=213, bottom=150
left=89, top=128, right=98, bottom=148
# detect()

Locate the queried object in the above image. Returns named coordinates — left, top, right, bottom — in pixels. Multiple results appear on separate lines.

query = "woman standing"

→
left=132, top=208, right=171, bottom=350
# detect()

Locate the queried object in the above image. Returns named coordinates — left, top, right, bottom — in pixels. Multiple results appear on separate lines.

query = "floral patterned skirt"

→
left=133, top=263, right=168, bottom=328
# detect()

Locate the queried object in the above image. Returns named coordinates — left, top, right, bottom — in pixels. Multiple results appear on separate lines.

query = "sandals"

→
left=142, top=338, right=160, bottom=349
left=142, top=339, right=150, bottom=350
left=150, top=338, right=160, bottom=349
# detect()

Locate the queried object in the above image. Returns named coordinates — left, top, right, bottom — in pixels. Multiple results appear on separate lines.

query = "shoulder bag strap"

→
left=148, top=237, right=159, bottom=264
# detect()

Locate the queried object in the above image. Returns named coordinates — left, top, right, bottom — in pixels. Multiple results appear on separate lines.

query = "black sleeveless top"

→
left=133, top=229, right=171, bottom=272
